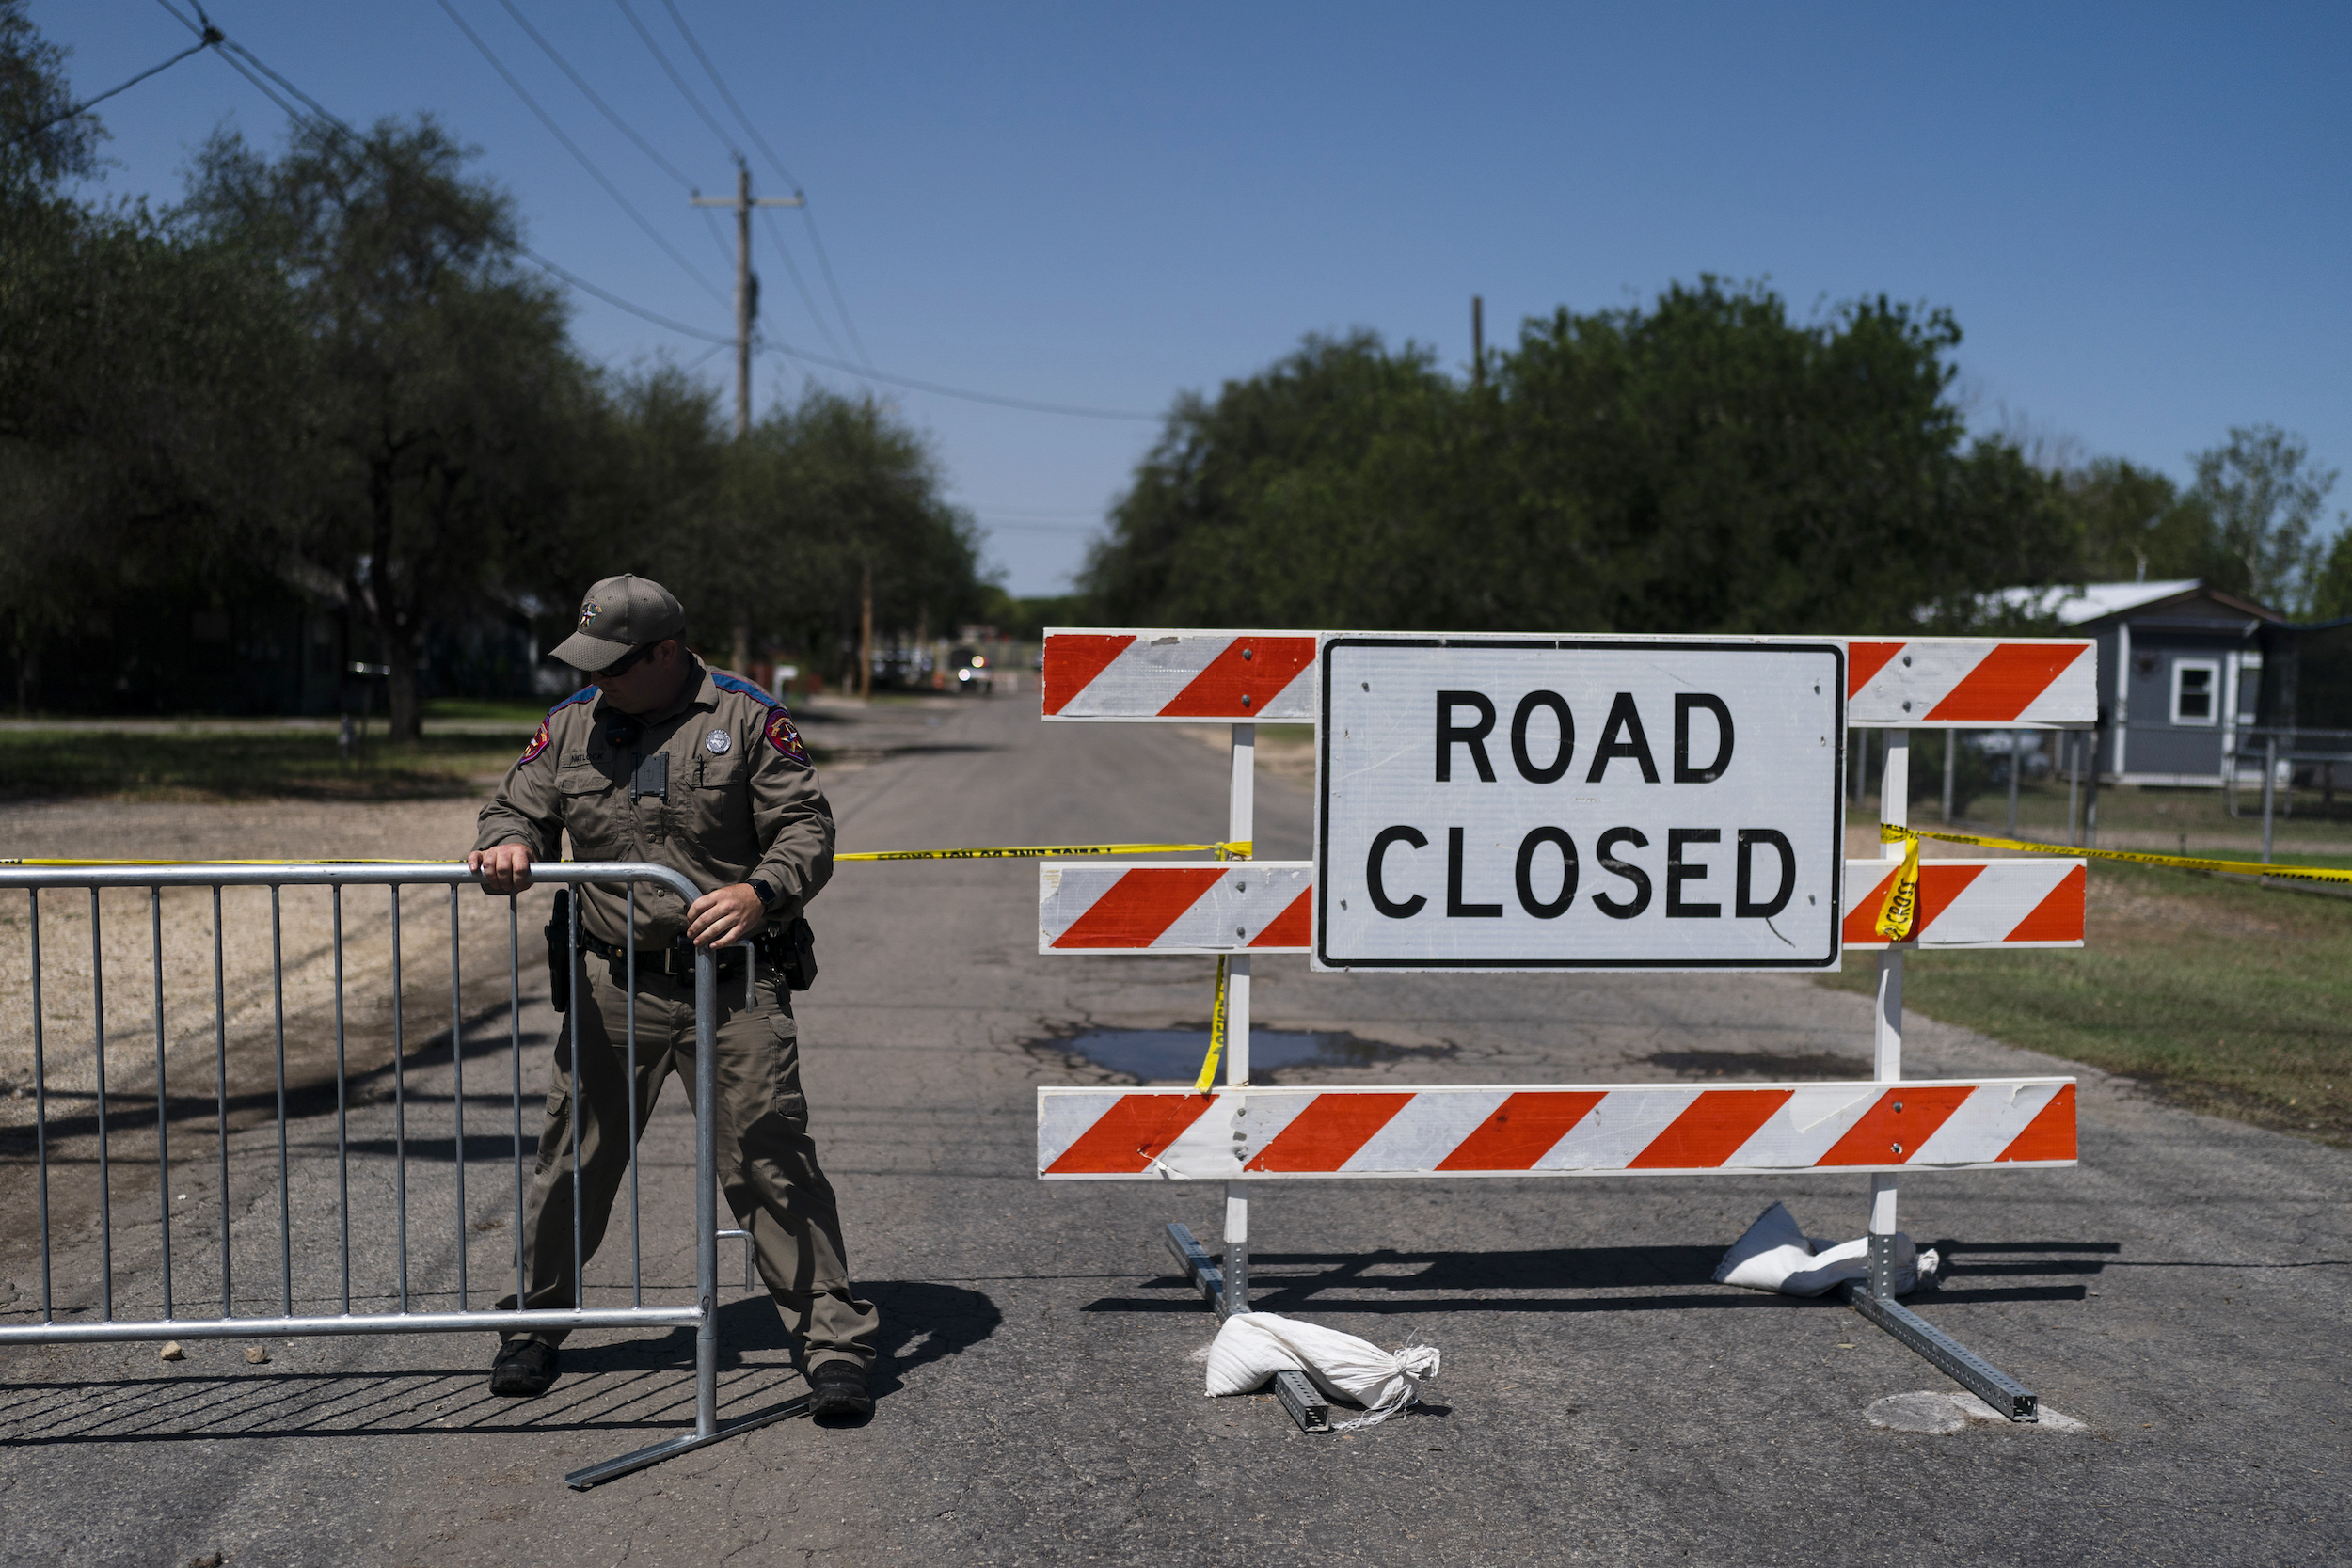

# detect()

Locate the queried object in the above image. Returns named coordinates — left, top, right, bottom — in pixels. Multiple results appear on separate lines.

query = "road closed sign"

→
left=1314, top=636, right=1845, bottom=971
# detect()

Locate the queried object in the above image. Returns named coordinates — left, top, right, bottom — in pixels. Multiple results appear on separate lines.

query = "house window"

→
left=2171, top=658, right=2218, bottom=725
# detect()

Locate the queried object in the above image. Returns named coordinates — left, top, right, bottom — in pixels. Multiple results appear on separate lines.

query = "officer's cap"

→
left=553, top=575, right=687, bottom=672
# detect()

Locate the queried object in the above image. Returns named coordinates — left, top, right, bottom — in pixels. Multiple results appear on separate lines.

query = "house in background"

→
left=2002, top=580, right=2282, bottom=786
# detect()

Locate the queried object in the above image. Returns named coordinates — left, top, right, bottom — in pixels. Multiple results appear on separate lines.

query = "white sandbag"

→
left=1204, top=1311, right=1439, bottom=1428
left=1712, top=1200, right=1938, bottom=1297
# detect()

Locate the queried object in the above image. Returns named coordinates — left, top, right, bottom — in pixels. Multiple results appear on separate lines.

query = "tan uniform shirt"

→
left=474, top=662, right=834, bottom=948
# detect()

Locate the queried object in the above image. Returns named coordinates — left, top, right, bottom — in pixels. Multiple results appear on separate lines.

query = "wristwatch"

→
left=748, top=878, right=779, bottom=911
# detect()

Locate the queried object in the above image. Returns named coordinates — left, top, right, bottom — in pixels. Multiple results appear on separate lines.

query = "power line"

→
left=7, top=24, right=220, bottom=147
left=657, top=0, right=798, bottom=186
left=613, top=0, right=739, bottom=158
left=756, top=203, right=852, bottom=367
left=653, top=0, right=874, bottom=370
left=431, top=0, right=728, bottom=309
left=796, top=205, right=874, bottom=371
left=696, top=203, right=735, bottom=273
left=155, top=3, right=739, bottom=348
left=154, top=1, right=1159, bottom=421
left=486, top=0, right=696, bottom=188
left=758, top=341, right=1157, bottom=421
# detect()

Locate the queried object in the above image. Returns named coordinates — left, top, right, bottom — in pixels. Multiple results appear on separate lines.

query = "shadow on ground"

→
left=0, top=1280, right=999, bottom=1449
left=1080, top=1243, right=2106, bottom=1315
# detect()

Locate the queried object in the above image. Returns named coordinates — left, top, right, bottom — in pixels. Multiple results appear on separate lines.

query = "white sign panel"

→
left=1314, top=637, right=1845, bottom=972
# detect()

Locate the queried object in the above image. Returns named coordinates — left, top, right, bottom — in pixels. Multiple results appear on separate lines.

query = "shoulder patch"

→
left=764, top=706, right=811, bottom=765
left=520, top=687, right=597, bottom=766
left=709, top=671, right=780, bottom=708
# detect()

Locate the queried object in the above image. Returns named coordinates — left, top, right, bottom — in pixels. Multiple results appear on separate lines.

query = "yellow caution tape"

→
left=7, top=842, right=1261, bottom=869
left=1874, top=821, right=2352, bottom=937
left=0, top=857, right=445, bottom=867
left=1874, top=825, right=1924, bottom=941
left=1194, top=955, right=1230, bottom=1095
left=838, top=839, right=1251, bottom=863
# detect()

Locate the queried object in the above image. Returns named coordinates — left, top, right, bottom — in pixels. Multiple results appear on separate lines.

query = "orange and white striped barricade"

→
left=1035, top=628, right=2093, bottom=1423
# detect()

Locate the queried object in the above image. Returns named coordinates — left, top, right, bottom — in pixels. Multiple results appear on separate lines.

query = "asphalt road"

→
left=3, top=693, right=2346, bottom=1567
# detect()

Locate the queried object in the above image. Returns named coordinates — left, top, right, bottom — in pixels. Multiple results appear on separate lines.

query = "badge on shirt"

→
left=764, top=706, right=810, bottom=765
left=705, top=728, right=732, bottom=755
left=518, top=718, right=552, bottom=766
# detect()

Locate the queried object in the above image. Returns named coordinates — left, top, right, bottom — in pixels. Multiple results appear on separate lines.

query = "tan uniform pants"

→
left=499, top=958, right=880, bottom=1371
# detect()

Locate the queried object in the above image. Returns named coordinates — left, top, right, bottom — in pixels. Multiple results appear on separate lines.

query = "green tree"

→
left=1086, top=331, right=1493, bottom=628
left=2058, top=457, right=2223, bottom=586
left=179, top=116, right=595, bottom=739
left=1, top=3, right=309, bottom=709
left=2186, top=423, right=2339, bottom=612
left=0, top=0, right=100, bottom=200
left=579, top=370, right=983, bottom=687
left=1086, top=279, right=2076, bottom=636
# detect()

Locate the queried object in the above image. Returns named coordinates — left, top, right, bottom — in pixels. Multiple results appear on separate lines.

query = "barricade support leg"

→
left=564, top=1395, right=815, bottom=1490
left=1165, top=1221, right=1232, bottom=1317
left=1843, top=1283, right=2040, bottom=1422
left=1853, top=740, right=2043, bottom=1419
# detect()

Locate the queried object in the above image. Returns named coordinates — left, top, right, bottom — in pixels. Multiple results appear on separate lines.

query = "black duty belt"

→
left=579, top=932, right=748, bottom=981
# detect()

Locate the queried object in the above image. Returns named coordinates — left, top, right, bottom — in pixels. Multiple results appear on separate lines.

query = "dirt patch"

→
left=2083, top=877, right=2295, bottom=940
left=0, top=793, right=548, bottom=1288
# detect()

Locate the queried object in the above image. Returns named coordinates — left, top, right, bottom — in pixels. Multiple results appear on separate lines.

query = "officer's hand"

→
left=686, top=882, right=765, bottom=948
left=468, top=844, right=534, bottom=895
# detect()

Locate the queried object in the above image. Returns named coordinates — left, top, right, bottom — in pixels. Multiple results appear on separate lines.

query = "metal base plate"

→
left=1164, top=1221, right=1242, bottom=1319
left=1844, top=1283, right=2038, bottom=1422
left=1273, top=1369, right=1331, bottom=1433
left=564, top=1394, right=812, bottom=1489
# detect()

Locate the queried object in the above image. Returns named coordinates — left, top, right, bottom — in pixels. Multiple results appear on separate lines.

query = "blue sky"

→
left=38, top=1, right=2352, bottom=595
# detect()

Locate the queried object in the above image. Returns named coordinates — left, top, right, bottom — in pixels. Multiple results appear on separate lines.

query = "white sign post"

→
left=1314, top=636, right=1846, bottom=971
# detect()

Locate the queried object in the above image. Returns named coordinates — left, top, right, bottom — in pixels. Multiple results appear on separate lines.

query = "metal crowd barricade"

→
left=0, top=860, right=799, bottom=1489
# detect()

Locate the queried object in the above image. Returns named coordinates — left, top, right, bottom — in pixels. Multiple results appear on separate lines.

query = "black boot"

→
left=806, top=1359, right=872, bottom=1420
left=489, top=1338, right=560, bottom=1397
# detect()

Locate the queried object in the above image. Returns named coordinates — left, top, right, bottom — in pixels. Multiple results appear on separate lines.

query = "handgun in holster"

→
left=755, top=915, right=818, bottom=991
left=544, top=888, right=572, bottom=1014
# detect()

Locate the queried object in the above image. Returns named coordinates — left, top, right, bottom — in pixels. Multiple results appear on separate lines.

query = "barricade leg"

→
left=1851, top=735, right=2042, bottom=1420
left=1223, top=953, right=1251, bottom=1313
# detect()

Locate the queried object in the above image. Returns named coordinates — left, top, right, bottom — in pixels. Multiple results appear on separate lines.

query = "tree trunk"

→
left=857, top=561, right=873, bottom=701
left=731, top=615, right=751, bottom=677
left=384, top=618, right=421, bottom=743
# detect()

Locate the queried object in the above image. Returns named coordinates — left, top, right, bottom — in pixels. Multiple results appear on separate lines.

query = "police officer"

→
left=467, top=574, right=879, bottom=1418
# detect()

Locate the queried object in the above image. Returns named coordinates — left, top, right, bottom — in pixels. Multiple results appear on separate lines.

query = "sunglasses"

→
left=603, top=641, right=663, bottom=678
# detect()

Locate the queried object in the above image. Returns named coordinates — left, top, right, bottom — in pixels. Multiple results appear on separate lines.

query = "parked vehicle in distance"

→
left=950, top=647, right=993, bottom=695
left=1968, top=729, right=2052, bottom=785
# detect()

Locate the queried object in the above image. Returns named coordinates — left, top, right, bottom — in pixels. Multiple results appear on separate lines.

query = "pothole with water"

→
left=1034, top=1026, right=1454, bottom=1085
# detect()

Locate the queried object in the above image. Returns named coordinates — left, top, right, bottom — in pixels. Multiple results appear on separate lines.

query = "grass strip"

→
left=0, top=729, right=534, bottom=801
left=1819, top=857, right=2352, bottom=1147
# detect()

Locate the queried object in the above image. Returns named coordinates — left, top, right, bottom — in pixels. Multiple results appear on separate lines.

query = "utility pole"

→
left=691, top=156, right=803, bottom=436
left=1471, top=295, right=1485, bottom=388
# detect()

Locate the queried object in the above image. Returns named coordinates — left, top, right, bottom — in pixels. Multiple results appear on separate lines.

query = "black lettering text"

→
left=1584, top=692, right=1659, bottom=784
left=1367, top=826, right=1427, bottom=918
left=1593, top=827, right=1652, bottom=919
left=1436, top=691, right=1497, bottom=783
left=1674, top=694, right=1735, bottom=784
left=1666, top=828, right=1722, bottom=917
left=1736, top=829, right=1796, bottom=917
left=1514, top=827, right=1578, bottom=918
left=1510, top=690, right=1574, bottom=784
left=1447, top=827, right=1502, bottom=917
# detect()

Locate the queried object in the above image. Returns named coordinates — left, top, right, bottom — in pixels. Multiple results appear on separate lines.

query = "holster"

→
left=543, top=888, right=572, bottom=1015
left=757, top=915, right=818, bottom=991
